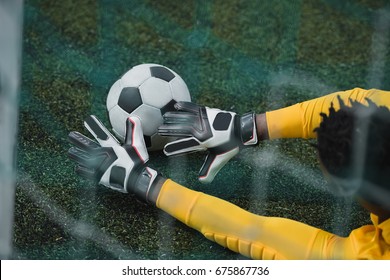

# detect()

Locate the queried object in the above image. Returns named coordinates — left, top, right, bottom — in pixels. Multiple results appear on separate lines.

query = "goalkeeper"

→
left=68, top=88, right=390, bottom=259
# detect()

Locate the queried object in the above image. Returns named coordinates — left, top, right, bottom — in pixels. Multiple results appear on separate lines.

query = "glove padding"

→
left=68, top=115, right=161, bottom=203
left=158, top=102, right=258, bottom=183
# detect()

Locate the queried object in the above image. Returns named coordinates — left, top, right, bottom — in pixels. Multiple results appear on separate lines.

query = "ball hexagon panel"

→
left=139, top=77, right=173, bottom=108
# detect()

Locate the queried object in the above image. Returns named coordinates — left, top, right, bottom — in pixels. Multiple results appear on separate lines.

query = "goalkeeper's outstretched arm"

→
left=263, top=88, right=390, bottom=139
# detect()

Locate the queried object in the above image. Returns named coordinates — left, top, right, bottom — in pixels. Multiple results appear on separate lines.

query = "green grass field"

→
left=13, top=0, right=390, bottom=259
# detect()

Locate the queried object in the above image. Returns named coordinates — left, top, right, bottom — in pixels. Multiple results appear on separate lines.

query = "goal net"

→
left=0, top=0, right=23, bottom=259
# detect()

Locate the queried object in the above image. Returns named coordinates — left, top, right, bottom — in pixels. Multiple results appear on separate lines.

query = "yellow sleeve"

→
left=156, top=179, right=362, bottom=259
left=265, top=88, right=390, bottom=139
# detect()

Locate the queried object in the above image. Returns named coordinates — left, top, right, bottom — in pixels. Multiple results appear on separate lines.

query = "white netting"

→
left=0, top=0, right=24, bottom=259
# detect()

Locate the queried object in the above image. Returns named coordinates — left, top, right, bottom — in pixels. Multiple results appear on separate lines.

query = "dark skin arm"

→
left=256, top=113, right=269, bottom=141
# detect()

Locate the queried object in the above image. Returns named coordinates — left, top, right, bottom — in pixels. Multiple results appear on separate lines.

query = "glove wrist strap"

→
left=240, top=112, right=258, bottom=146
left=132, top=167, right=166, bottom=204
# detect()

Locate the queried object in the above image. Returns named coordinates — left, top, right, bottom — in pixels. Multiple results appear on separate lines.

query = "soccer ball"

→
left=106, top=63, right=191, bottom=151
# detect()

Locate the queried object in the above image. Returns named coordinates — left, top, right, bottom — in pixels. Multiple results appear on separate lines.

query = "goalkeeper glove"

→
left=68, top=115, right=164, bottom=204
left=158, top=102, right=258, bottom=183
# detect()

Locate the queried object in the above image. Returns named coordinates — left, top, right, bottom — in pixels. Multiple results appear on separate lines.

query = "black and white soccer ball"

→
left=106, top=63, right=191, bottom=151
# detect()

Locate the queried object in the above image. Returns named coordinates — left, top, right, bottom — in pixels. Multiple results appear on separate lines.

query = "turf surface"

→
left=13, top=0, right=390, bottom=259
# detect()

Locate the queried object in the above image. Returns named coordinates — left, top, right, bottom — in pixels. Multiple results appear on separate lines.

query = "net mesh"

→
left=0, top=0, right=23, bottom=259
left=7, top=0, right=390, bottom=259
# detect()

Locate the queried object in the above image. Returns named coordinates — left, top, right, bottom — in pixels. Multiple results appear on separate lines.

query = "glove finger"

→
left=198, top=147, right=239, bottom=183
left=84, top=115, right=119, bottom=147
left=162, top=111, right=198, bottom=125
left=125, top=116, right=149, bottom=163
left=158, top=123, right=194, bottom=138
left=163, top=137, right=205, bottom=156
left=75, top=164, right=97, bottom=181
left=68, top=146, right=98, bottom=167
left=68, top=131, right=100, bottom=151
left=174, top=101, right=201, bottom=114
